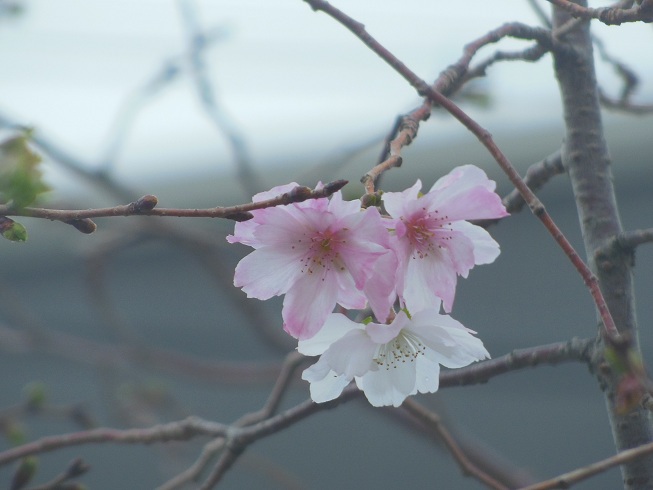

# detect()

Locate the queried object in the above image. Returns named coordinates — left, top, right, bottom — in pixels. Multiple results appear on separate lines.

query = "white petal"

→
left=414, top=355, right=441, bottom=394
left=358, top=362, right=417, bottom=407
left=235, top=247, right=304, bottom=300
left=297, top=313, right=360, bottom=356
left=322, top=329, right=377, bottom=378
left=302, top=360, right=351, bottom=403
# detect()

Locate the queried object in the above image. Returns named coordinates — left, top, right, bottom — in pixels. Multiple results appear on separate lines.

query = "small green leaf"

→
left=11, top=456, right=38, bottom=490
left=0, top=132, right=49, bottom=209
left=0, top=217, right=28, bottom=242
left=23, top=381, right=47, bottom=411
left=5, top=421, right=26, bottom=446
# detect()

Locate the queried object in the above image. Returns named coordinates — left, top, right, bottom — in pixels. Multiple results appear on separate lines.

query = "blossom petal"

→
left=362, top=251, right=398, bottom=323
left=449, top=221, right=500, bottom=265
left=297, top=313, right=361, bottom=356
left=252, top=182, right=301, bottom=202
left=382, top=180, right=422, bottom=219
left=234, top=246, right=304, bottom=299
left=415, top=354, right=441, bottom=394
left=321, top=329, right=377, bottom=378
left=410, top=310, right=490, bottom=368
left=302, top=359, right=351, bottom=403
left=357, top=361, right=416, bottom=407
left=429, top=166, right=508, bottom=221
left=282, top=269, right=339, bottom=339
left=365, top=311, right=408, bottom=344
left=402, top=251, right=458, bottom=313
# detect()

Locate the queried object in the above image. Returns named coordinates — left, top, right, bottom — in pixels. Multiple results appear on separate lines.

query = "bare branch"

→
left=439, top=338, right=593, bottom=388
left=160, top=352, right=306, bottom=489
left=0, top=180, right=348, bottom=230
left=503, top=150, right=565, bottom=214
left=615, top=228, right=653, bottom=250
left=0, top=417, right=228, bottom=467
left=522, top=440, right=653, bottom=490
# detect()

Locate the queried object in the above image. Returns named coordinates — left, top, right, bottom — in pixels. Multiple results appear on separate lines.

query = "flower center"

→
left=374, top=330, right=426, bottom=370
left=402, top=209, right=452, bottom=260
left=297, top=229, right=347, bottom=276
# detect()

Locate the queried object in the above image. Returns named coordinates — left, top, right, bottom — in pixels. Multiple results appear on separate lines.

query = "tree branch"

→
left=523, top=440, right=653, bottom=490
left=546, top=0, right=653, bottom=24
left=302, top=0, right=621, bottom=344
left=0, top=180, right=347, bottom=231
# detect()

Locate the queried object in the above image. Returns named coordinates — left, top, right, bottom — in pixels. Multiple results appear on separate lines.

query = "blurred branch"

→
left=159, top=351, right=306, bottom=489
left=178, top=0, right=263, bottom=196
left=24, top=458, right=90, bottom=490
left=99, top=27, right=229, bottom=172
left=0, top=321, right=280, bottom=384
left=545, top=0, right=653, bottom=25
left=0, top=180, right=347, bottom=231
left=402, top=399, right=509, bottom=490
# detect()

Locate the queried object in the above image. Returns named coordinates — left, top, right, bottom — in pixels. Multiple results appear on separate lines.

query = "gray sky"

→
left=0, top=0, right=649, bottom=190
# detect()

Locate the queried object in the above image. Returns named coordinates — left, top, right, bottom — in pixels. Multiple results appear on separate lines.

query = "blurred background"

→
left=0, top=0, right=652, bottom=488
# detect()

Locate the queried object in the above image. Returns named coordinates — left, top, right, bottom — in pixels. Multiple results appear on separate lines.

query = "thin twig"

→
left=522, top=440, right=653, bottom=490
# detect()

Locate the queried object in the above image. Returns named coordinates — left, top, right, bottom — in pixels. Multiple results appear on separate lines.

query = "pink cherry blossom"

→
left=228, top=183, right=396, bottom=340
left=382, top=165, right=508, bottom=313
left=299, top=309, right=490, bottom=407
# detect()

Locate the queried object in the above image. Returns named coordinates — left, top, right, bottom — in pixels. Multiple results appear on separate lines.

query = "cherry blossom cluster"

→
left=228, top=165, right=508, bottom=407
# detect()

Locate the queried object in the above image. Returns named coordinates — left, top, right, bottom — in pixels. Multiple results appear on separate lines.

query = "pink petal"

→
left=402, top=250, right=457, bottom=313
left=362, top=251, right=398, bottom=323
left=234, top=246, right=304, bottom=300
left=382, top=180, right=422, bottom=219
left=449, top=221, right=501, bottom=265
left=429, top=166, right=508, bottom=221
left=282, top=269, right=339, bottom=339
left=365, top=311, right=409, bottom=344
